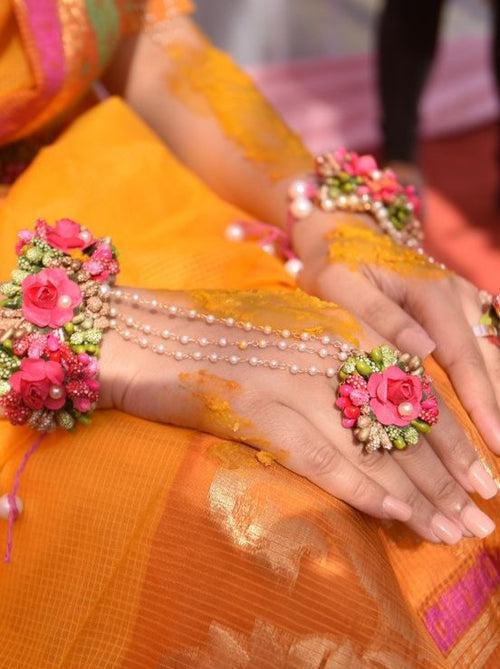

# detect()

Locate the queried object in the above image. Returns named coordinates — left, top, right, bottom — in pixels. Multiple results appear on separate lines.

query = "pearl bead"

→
left=150, top=299, right=158, bottom=310
left=325, top=368, right=336, bottom=378
left=143, top=325, right=152, bottom=335
left=156, top=344, right=165, bottom=354
left=263, top=326, right=272, bottom=335
left=249, top=356, right=259, bottom=366
left=371, top=169, right=382, bottom=180
left=199, top=337, right=209, bottom=347
left=79, top=229, right=92, bottom=244
left=319, top=348, right=328, bottom=358
left=338, top=351, right=348, bottom=361
left=126, top=316, right=134, bottom=326
left=174, top=351, right=184, bottom=360
left=243, top=322, right=252, bottom=332
left=49, top=384, right=64, bottom=400
left=114, top=289, right=122, bottom=299
left=225, top=318, right=235, bottom=327
left=288, top=179, right=308, bottom=198
left=308, top=366, right=319, bottom=376
left=209, top=353, right=218, bottom=363
left=225, top=223, right=245, bottom=242
left=168, top=306, right=178, bottom=316
left=281, top=329, right=291, bottom=338
left=99, top=283, right=110, bottom=296
left=290, top=196, right=313, bottom=219
left=139, top=337, right=148, bottom=348
left=193, top=351, right=202, bottom=361
left=398, top=401, right=414, bottom=417
left=341, top=343, right=350, bottom=352
left=218, top=337, right=228, bottom=347
left=109, top=319, right=117, bottom=328
left=278, top=341, right=288, bottom=350
left=269, top=360, right=279, bottom=369
left=109, top=307, right=118, bottom=318
left=284, top=258, right=303, bottom=277
left=205, top=314, right=215, bottom=324
left=161, top=329, right=170, bottom=339
left=300, top=333, right=310, bottom=341
left=229, top=355, right=239, bottom=365
left=188, top=310, right=197, bottom=319
left=261, top=243, right=275, bottom=255
left=0, top=494, right=23, bottom=520
left=322, top=199, right=335, bottom=212
left=132, top=293, right=140, bottom=302
left=321, top=336, right=331, bottom=345
left=180, top=335, right=190, bottom=345
left=57, top=294, right=72, bottom=309
left=258, top=340, right=267, bottom=349
left=123, top=330, right=131, bottom=340
left=290, top=364, right=300, bottom=374
left=298, top=343, right=307, bottom=352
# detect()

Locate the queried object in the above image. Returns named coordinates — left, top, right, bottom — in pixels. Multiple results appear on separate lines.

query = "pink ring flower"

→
left=22, top=268, right=82, bottom=328
left=46, top=219, right=93, bottom=252
left=10, top=359, right=66, bottom=411
left=367, top=366, right=423, bottom=427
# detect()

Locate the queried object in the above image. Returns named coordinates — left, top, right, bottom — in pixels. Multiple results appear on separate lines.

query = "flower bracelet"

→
left=0, top=219, right=119, bottom=562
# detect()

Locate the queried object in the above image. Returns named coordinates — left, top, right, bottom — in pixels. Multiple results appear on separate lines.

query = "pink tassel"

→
left=3, top=434, right=45, bottom=564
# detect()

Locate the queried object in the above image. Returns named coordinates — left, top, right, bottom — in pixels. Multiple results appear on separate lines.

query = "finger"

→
left=408, top=283, right=500, bottom=454
left=393, top=438, right=496, bottom=540
left=315, top=267, right=436, bottom=358
left=268, top=403, right=413, bottom=522
left=426, top=397, right=498, bottom=499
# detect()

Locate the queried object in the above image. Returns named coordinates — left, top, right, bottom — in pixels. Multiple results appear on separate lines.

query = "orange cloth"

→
left=0, top=97, right=499, bottom=669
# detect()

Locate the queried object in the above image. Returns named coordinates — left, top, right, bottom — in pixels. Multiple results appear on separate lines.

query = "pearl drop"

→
left=79, top=230, right=92, bottom=244
left=290, top=196, right=313, bottom=219
left=0, top=494, right=23, bottom=520
left=398, top=401, right=414, bottom=417
left=325, top=368, right=336, bottom=378
left=161, top=329, right=170, bottom=339
left=174, top=351, right=184, bottom=360
left=156, top=344, right=165, bottom=355
left=261, top=243, right=275, bottom=255
left=49, top=384, right=64, bottom=400
left=284, top=258, right=304, bottom=277
left=225, top=223, right=245, bottom=242
left=288, top=179, right=308, bottom=198
left=180, top=335, right=190, bottom=345
left=229, top=355, right=239, bottom=365
left=57, top=294, right=72, bottom=309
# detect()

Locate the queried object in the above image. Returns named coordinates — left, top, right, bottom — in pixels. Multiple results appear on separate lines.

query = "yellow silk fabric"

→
left=0, top=98, right=499, bottom=668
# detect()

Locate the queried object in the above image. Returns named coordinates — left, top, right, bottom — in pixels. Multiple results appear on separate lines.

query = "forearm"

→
left=103, top=17, right=312, bottom=229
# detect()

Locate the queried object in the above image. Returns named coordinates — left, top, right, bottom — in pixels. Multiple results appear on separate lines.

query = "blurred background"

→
left=196, top=0, right=500, bottom=291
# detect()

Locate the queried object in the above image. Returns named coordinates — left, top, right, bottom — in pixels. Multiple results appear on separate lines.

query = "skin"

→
left=98, top=289, right=497, bottom=546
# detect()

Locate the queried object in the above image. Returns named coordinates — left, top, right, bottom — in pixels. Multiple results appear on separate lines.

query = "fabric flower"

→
left=83, top=242, right=118, bottom=282
left=22, top=267, right=82, bottom=327
left=15, top=230, right=34, bottom=256
left=367, top=366, right=422, bottom=427
left=10, top=359, right=66, bottom=410
left=46, top=219, right=93, bottom=252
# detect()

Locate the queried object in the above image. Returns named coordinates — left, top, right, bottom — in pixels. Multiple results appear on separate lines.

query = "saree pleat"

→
left=0, top=97, right=499, bottom=668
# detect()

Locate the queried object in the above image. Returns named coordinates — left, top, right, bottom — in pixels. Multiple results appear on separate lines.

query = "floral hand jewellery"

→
left=1, top=219, right=440, bottom=562
left=0, top=219, right=119, bottom=561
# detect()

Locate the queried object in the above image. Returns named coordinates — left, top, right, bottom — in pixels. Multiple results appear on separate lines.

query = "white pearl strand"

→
left=108, top=290, right=357, bottom=379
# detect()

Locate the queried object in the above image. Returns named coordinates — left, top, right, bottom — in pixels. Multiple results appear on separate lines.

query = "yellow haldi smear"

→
left=164, top=41, right=311, bottom=180
left=189, top=288, right=360, bottom=345
left=327, top=223, right=448, bottom=278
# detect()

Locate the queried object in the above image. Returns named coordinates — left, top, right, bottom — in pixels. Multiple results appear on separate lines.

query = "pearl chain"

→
left=108, top=289, right=358, bottom=379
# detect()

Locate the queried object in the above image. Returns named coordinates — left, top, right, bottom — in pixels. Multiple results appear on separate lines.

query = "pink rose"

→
left=351, top=153, right=378, bottom=176
left=22, top=268, right=82, bottom=328
left=10, top=359, right=66, bottom=411
left=46, top=219, right=93, bottom=252
left=367, top=366, right=422, bottom=427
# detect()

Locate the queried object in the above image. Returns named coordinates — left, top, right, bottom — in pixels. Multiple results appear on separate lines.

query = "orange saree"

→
left=0, top=2, right=499, bottom=667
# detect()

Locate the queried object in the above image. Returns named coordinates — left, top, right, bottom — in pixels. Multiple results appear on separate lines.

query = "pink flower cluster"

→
left=16, top=219, right=94, bottom=256
left=2, top=332, right=100, bottom=424
left=335, top=375, right=369, bottom=428
left=83, top=241, right=119, bottom=283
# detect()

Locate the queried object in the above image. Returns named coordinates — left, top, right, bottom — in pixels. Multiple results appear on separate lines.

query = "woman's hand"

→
left=294, top=212, right=500, bottom=456
left=99, top=288, right=497, bottom=545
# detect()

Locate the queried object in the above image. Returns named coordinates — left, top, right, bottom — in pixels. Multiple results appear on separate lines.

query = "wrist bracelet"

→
left=287, top=148, right=424, bottom=249
left=0, top=218, right=119, bottom=561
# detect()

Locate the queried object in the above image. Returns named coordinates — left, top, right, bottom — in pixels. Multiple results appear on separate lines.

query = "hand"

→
left=99, top=288, right=497, bottom=544
left=294, top=212, right=500, bottom=456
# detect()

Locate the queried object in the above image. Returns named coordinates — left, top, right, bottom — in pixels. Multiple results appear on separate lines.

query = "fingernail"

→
left=430, top=513, right=462, bottom=545
left=461, top=505, right=496, bottom=538
left=383, top=495, right=412, bottom=521
left=468, top=461, right=498, bottom=499
left=397, top=329, right=436, bottom=359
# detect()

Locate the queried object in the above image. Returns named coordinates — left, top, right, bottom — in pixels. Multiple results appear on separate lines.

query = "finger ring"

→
left=336, top=345, right=439, bottom=453
left=472, top=291, right=500, bottom=347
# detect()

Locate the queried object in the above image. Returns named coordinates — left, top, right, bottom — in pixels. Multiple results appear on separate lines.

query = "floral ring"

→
left=472, top=291, right=500, bottom=348
left=335, top=345, right=439, bottom=452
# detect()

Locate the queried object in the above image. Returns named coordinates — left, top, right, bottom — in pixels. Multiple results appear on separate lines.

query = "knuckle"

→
left=431, top=476, right=462, bottom=506
left=303, top=442, right=342, bottom=477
